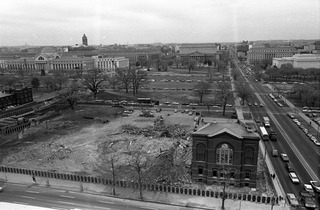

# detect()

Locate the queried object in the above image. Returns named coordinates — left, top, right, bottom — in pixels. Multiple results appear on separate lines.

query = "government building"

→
left=272, top=54, right=320, bottom=69
left=0, top=46, right=129, bottom=76
left=191, top=121, right=260, bottom=187
left=247, top=45, right=297, bottom=65
left=178, top=43, right=221, bottom=63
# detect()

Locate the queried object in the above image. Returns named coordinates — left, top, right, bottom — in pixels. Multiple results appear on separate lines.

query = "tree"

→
left=16, top=67, right=26, bottom=78
left=107, top=76, right=120, bottom=91
left=58, top=84, right=81, bottom=110
left=0, top=75, right=18, bottom=88
left=236, top=82, right=251, bottom=105
left=53, top=69, right=68, bottom=89
left=116, top=68, right=131, bottom=93
left=186, top=59, right=197, bottom=73
left=31, top=77, right=40, bottom=90
left=41, top=76, right=56, bottom=91
left=231, top=68, right=240, bottom=81
left=129, top=68, right=149, bottom=95
left=193, top=82, right=212, bottom=103
left=217, top=82, right=233, bottom=116
left=82, top=68, right=108, bottom=98
left=206, top=67, right=214, bottom=82
left=173, top=56, right=181, bottom=69
left=127, top=148, right=150, bottom=200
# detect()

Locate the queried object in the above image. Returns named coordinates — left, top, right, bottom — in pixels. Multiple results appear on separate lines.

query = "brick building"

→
left=0, top=88, right=33, bottom=109
left=191, top=121, right=260, bottom=187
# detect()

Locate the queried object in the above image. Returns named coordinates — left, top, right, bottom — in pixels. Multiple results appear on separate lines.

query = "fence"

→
left=0, top=122, right=31, bottom=135
left=0, top=165, right=278, bottom=205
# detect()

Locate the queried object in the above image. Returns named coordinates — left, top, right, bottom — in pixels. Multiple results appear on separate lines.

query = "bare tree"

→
left=193, top=81, right=212, bottom=103
left=186, top=59, right=197, bottom=73
left=58, top=84, right=81, bottom=110
left=53, top=69, right=68, bottom=89
left=127, top=148, right=149, bottom=200
left=236, top=82, right=251, bottom=105
left=82, top=68, right=108, bottom=98
left=107, top=76, right=120, bottom=91
left=0, top=75, right=18, bottom=88
left=41, top=76, right=56, bottom=91
left=115, top=68, right=131, bottom=93
left=217, top=82, right=233, bottom=116
left=129, top=68, right=149, bottom=95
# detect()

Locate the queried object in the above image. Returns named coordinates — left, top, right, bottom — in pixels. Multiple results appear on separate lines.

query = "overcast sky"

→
left=1, top=0, right=319, bottom=46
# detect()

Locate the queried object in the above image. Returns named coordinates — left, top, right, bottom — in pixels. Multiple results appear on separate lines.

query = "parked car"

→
left=259, top=103, right=264, bottom=107
left=304, top=184, right=316, bottom=197
left=287, top=193, right=300, bottom=207
left=280, top=153, right=289, bottom=162
left=299, top=191, right=317, bottom=209
left=254, top=102, right=258, bottom=106
left=287, top=113, right=295, bottom=119
left=310, top=181, right=320, bottom=193
left=289, top=172, right=300, bottom=184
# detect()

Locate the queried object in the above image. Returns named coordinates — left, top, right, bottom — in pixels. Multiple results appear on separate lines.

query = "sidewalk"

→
left=0, top=172, right=289, bottom=210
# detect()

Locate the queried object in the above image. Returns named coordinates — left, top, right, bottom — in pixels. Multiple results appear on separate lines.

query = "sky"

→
left=0, top=0, right=319, bottom=46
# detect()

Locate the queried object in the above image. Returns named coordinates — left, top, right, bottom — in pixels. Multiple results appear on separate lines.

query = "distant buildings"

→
left=178, top=43, right=220, bottom=63
left=82, top=34, right=88, bottom=46
left=191, top=121, right=260, bottom=187
left=273, top=54, right=320, bottom=69
left=247, top=45, right=297, bottom=65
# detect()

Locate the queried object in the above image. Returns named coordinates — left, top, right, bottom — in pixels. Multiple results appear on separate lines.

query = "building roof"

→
left=0, top=92, right=12, bottom=98
left=194, top=122, right=260, bottom=139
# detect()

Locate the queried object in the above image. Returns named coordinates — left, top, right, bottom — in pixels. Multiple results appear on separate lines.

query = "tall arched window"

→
left=196, top=144, right=206, bottom=161
left=244, top=147, right=254, bottom=165
left=38, top=56, right=44, bottom=60
left=216, top=143, right=233, bottom=165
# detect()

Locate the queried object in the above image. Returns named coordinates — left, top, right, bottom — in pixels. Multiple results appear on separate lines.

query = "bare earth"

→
left=0, top=104, right=274, bottom=195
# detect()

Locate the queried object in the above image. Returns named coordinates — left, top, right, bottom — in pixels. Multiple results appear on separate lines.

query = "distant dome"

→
left=41, top=46, right=57, bottom=54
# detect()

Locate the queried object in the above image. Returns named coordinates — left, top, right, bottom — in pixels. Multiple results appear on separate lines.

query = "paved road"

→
left=232, top=57, right=320, bottom=208
left=0, top=183, right=189, bottom=210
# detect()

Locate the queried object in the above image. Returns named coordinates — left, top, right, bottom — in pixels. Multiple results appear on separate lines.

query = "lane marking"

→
left=20, top=195, right=36, bottom=199
left=93, top=206, right=110, bottom=210
left=26, top=190, right=39, bottom=194
left=142, top=207, right=158, bottom=210
left=59, top=195, right=75, bottom=199
left=98, top=200, right=114, bottom=205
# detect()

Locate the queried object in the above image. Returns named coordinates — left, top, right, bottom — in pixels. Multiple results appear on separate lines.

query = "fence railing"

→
left=0, top=165, right=278, bottom=205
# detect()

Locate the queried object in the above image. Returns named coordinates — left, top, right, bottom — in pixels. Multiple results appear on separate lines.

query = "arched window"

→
left=38, top=56, right=44, bottom=60
left=216, top=143, right=233, bottom=165
left=244, top=147, right=254, bottom=165
left=196, top=144, right=206, bottom=161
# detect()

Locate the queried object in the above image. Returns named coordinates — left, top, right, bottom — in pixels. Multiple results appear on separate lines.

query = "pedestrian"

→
left=32, top=174, right=36, bottom=184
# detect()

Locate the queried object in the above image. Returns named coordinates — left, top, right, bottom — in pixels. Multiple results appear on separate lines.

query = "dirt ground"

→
left=0, top=104, right=274, bottom=195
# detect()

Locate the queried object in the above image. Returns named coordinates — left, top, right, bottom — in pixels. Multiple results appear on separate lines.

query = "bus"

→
left=259, top=126, right=269, bottom=141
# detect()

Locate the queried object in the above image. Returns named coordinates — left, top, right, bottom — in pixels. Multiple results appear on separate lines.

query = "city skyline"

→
left=0, top=0, right=319, bottom=46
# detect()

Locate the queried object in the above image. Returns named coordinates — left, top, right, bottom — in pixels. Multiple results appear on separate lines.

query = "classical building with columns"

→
left=272, top=54, right=320, bottom=69
left=0, top=46, right=129, bottom=75
left=178, top=43, right=220, bottom=63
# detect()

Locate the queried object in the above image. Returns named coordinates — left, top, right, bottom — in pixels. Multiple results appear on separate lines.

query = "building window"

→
left=216, top=143, right=233, bottom=165
left=244, top=147, right=254, bottom=165
left=38, top=56, right=44, bottom=60
left=198, top=166, right=203, bottom=175
left=230, top=170, right=235, bottom=179
left=245, top=170, right=251, bottom=179
left=196, top=144, right=206, bottom=161
left=212, top=169, right=217, bottom=177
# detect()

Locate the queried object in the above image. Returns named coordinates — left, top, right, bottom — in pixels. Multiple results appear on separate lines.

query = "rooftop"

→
left=194, top=121, right=260, bottom=139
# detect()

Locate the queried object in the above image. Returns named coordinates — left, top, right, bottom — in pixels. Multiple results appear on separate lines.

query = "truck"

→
left=263, top=117, right=270, bottom=127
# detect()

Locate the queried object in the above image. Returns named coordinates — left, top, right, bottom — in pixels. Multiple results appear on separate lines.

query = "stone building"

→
left=82, top=34, right=88, bottom=46
left=191, top=121, right=260, bottom=187
left=178, top=43, right=220, bottom=63
left=247, top=46, right=297, bottom=65
left=0, top=88, right=33, bottom=109
left=273, top=54, right=320, bottom=69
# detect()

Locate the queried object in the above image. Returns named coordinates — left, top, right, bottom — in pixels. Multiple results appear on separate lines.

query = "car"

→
left=302, top=128, right=308, bottom=134
left=310, top=181, right=320, bottom=193
left=190, top=103, right=198, bottom=106
left=248, top=102, right=252, bottom=106
left=271, top=150, right=278, bottom=157
left=259, top=103, right=264, bottom=107
left=313, top=140, right=320, bottom=146
left=255, top=119, right=261, bottom=123
left=226, top=104, right=232, bottom=107
left=287, top=193, right=300, bottom=207
left=293, top=119, right=299, bottom=123
left=254, top=102, right=258, bottom=106
left=172, top=102, right=179, bottom=105
left=289, top=172, right=300, bottom=184
left=304, top=184, right=316, bottom=196
left=299, top=191, right=317, bottom=209
left=286, top=163, right=295, bottom=172
left=280, top=153, right=289, bottom=162
left=287, top=113, right=295, bottom=119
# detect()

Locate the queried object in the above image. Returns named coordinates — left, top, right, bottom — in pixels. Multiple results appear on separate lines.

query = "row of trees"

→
left=292, top=82, right=320, bottom=107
